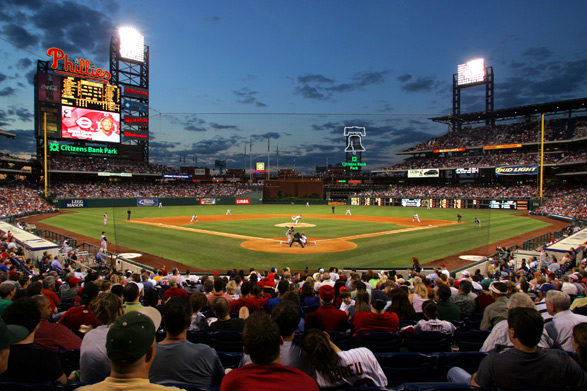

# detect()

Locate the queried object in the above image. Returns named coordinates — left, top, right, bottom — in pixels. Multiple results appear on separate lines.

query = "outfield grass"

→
left=38, top=204, right=551, bottom=270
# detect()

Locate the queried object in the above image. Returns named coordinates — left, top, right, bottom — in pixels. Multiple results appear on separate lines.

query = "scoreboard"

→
left=61, top=76, right=120, bottom=112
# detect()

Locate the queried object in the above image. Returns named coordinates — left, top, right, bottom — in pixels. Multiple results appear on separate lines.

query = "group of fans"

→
left=2, top=221, right=587, bottom=389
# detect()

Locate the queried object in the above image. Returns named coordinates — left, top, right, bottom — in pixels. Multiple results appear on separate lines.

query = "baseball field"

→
left=32, top=204, right=553, bottom=272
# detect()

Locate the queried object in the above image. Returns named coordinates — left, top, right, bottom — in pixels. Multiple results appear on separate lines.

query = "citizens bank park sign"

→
left=495, top=165, right=538, bottom=176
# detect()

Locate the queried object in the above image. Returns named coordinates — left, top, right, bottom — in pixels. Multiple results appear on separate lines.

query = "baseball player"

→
left=412, top=213, right=420, bottom=223
left=285, top=227, right=294, bottom=244
left=100, top=231, right=108, bottom=251
left=457, top=214, right=462, bottom=223
left=291, top=214, right=302, bottom=225
left=103, top=212, right=108, bottom=226
left=345, top=209, right=352, bottom=216
left=226, top=209, right=232, bottom=215
left=190, top=214, right=198, bottom=223
left=300, top=232, right=308, bottom=246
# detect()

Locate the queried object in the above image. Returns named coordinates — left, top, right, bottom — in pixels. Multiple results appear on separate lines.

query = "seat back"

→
left=376, top=353, right=440, bottom=387
left=404, top=332, right=452, bottom=353
left=354, top=332, right=402, bottom=353
left=206, top=330, right=243, bottom=352
left=453, top=330, right=490, bottom=352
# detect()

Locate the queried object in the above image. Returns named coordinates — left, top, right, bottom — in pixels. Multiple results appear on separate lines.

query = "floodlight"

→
left=119, top=26, right=144, bottom=62
left=457, top=58, right=485, bottom=85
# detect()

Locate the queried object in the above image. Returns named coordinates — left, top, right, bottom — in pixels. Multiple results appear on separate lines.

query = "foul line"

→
left=130, top=219, right=453, bottom=243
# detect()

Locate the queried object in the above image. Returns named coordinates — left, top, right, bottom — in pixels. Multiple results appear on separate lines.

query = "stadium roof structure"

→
left=430, top=97, right=587, bottom=126
left=0, top=128, right=16, bottom=139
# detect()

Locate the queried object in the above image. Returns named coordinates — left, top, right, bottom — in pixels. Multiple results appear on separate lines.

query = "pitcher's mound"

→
left=242, top=238, right=356, bottom=253
left=274, top=222, right=316, bottom=228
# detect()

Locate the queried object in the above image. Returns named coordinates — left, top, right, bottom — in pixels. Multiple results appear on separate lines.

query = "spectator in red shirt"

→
left=352, top=289, right=399, bottom=334
left=305, top=285, right=349, bottom=332
left=32, top=295, right=81, bottom=350
left=41, top=276, right=60, bottom=312
left=163, top=277, right=188, bottom=302
left=229, top=281, right=261, bottom=314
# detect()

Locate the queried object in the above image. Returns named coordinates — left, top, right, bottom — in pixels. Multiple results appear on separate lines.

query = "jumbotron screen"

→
left=61, top=76, right=120, bottom=112
left=62, top=107, right=120, bottom=142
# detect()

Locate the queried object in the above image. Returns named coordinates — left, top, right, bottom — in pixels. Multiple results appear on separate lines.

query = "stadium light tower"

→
left=110, top=26, right=150, bottom=162
left=452, top=58, right=494, bottom=131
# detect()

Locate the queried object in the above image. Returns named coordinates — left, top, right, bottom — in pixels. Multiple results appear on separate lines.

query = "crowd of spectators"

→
left=49, top=182, right=261, bottom=199
left=1, top=227, right=587, bottom=389
left=403, top=116, right=583, bottom=152
left=384, top=152, right=566, bottom=171
left=48, top=157, right=183, bottom=175
left=534, top=191, right=587, bottom=220
left=0, top=181, right=57, bottom=218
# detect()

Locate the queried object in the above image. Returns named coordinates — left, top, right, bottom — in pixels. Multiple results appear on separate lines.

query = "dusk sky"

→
left=1, top=1, right=587, bottom=173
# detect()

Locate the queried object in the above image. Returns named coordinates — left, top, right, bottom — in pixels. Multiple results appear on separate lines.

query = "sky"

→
left=1, top=0, right=587, bottom=174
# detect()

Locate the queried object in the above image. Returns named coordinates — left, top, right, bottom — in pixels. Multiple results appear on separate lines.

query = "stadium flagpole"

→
left=44, top=113, right=48, bottom=198
left=540, top=114, right=544, bottom=205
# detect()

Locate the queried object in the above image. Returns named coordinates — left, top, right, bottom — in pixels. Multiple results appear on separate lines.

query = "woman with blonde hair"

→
left=412, top=283, right=428, bottom=313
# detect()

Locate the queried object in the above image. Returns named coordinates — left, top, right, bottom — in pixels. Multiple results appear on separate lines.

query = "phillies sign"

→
left=47, top=47, right=111, bottom=83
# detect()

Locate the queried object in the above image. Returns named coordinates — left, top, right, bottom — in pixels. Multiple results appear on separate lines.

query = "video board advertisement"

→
left=37, top=103, right=61, bottom=138
left=37, top=72, right=62, bottom=104
left=62, top=107, right=120, bottom=142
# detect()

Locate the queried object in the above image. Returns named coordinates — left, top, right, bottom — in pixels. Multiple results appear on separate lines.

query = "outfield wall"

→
left=348, top=196, right=541, bottom=211
left=55, top=192, right=263, bottom=208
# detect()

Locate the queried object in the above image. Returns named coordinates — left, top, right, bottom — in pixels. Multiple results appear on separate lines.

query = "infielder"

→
left=412, top=213, right=420, bottom=223
left=190, top=214, right=198, bottom=223
left=345, top=209, right=352, bottom=216
left=226, top=209, right=232, bottom=215
left=291, top=214, right=302, bottom=225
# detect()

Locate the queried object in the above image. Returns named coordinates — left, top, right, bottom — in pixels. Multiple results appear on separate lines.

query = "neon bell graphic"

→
left=344, top=126, right=366, bottom=155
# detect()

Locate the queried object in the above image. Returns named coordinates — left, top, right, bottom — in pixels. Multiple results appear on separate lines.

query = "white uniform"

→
left=313, top=348, right=387, bottom=389
left=301, top=234, right=307, bottom=246
left=412, top=213, right=420, bottom=222
left=190, top=215, right=198, bottom=223
left=291, top=215, right=302, bottom=225
left=100, top=234, right=107, bottom=251
left=103, top=213, right=108, bottom=225
left=159, top=202, right=163, bottom=208
left=345, top=209, right=352, bottom=215
left=285, top=228, right=293, bottom=244
left=226, top=209, right=232, bottom=215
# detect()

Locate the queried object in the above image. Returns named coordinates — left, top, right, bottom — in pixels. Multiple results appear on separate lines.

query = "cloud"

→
left=295, top=70, right=389, bottom=101
left=297, top=74, right=334, bottom=84
left=210, top=122, right=240, bottom=131
left=204, top=16, right=221, bottom=22
left=0, top=87, right=17, bottom=97
left=233, top=87, right=267, bottom=107
left=397, top=74, right=412, bottom=83
left=0, top=73, right=7, bottom=83
left=16, top=57, right=33, bottom=69
left=522, top=47, right=553, bottom=59
left=400, top=76, right=437, bottom=93
left=1, top=23, right=39, bottom=48
left=181, top=117, right=207, bottom=132
left=7, top=106, right=33, bottom=122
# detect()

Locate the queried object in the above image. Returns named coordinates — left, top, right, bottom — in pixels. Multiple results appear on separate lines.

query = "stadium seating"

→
left=453, top=330, right=490, bottom=352
left=354, top=332, right=403, bottom=353
left=375, top=353, right=439, bottom=386
left=403, top=332, right=452, bottom=353
left=206, top=331, right=243, bottom=352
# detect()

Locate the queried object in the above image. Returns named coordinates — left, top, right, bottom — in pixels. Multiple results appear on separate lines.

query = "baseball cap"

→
left=371, top=289, right=388, bottom=310
left=319, top=285, right=335, bottom=303
left=106, top=307, right=161, bottom=365
left=0, top=321, right=29, bottom=351
left=68, top=277, right=81, bottom=287
left=462, top=271, right=470, bottom=277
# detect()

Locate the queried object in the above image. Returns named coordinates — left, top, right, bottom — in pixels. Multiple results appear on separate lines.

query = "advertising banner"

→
left=401, top=199, right=422, bottom=207
left=495, top=165, right=538, bottom=176
left=37, top=72, right=61, bottom=103
left=37, top=103, right=61, bottom=138
left=455, top=167, right=479, bottom=174
left=407, top=169, right=439, bottom=178
left=137, top=199, right=158, bottom=207
left=63, top=199, right=86, bottom=208
left=235, top=199, right=250, bottom=205
left=200, top=198, right=217, bottom=205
